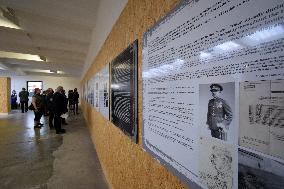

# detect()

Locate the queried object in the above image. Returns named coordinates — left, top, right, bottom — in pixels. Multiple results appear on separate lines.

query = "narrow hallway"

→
left=0, top=110, right=109, bottom=189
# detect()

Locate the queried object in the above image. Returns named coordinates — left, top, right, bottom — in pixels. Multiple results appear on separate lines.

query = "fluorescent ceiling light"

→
left=0, top=51, right=44, bottom=61
left=0, top=62, right=8, bottom=70
left=28, top=69, right=51, bottom=73
left=24, top=69, right=64, bottom=74
left=0, top=15, right=20, bottom=29
left=57, top=71, right=65, bottom=74
left=0, top=7, right=21, bottom=29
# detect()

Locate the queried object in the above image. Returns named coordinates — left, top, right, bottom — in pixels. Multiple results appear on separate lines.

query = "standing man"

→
left=46, top=88, right=55, bottom=130
left=73, top=88, right=79, bottom=114
left=32, top=88, right=44, bottom=128
left=206, top=84, right=233, bottom=140
left=52, top=86, right=66, bottom=134
left=19, top=88, right=29, bottom=113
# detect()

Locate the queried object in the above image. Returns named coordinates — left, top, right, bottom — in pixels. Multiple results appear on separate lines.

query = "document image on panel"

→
left=199, top=137, right=234, bottom=189
left=238, top=148, right=284, bottom=189
left=239, top=80, right=284, bottom=160
left=199, top=82, right=235, bottom=143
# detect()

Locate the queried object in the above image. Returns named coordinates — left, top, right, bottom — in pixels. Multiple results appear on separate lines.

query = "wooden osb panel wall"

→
left=0, top=77, right=11, bottom=113
left=81, top=0, right=189, bottom=189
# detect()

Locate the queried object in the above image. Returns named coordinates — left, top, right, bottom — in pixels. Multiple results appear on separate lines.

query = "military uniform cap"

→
left=210, top=83, right=223, bottom=92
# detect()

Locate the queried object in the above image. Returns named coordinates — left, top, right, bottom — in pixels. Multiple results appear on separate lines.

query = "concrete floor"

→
left=0, top=110, right=109, bottom=189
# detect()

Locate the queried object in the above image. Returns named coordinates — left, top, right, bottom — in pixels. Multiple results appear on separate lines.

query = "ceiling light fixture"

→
left=0, top=6, right=21, bottom=29
left=49, top=70, right=57, bottom=73
left=0, top=51, right=44, bottom=62
left=0, top=62, right=8, bottom=70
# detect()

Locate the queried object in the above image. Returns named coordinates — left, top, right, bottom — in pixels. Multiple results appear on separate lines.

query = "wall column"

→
left=0, top=77, right=11, bottom=114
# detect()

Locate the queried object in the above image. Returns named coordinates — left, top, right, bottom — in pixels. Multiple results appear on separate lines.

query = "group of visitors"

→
left=11, top=88, right=30, bottom=111
left=14, top=86, right=79, bottom=134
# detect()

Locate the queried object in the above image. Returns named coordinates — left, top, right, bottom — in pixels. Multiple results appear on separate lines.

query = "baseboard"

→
left=0, top=113, right=9, bottom=115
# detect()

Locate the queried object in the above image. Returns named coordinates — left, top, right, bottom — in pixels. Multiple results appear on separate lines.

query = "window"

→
left=27, top=81, right=43, bottom=96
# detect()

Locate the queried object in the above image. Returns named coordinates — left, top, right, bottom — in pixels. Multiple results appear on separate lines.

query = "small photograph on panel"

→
left=199, top=82, right=235, bottom=142
left=238, top=148, right=284, bottom=189
left=199, top=137, right=234, bottom=189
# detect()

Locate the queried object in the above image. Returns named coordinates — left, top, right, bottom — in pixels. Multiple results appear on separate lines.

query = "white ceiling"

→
left=0, top=0, right=100, bottom=77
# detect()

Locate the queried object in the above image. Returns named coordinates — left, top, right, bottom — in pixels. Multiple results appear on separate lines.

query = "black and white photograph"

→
left=199, top=137, right=234, bottom=189
left=238, top=148, right=284, bottom=189
left=199, top=82, right=235, bottom=142
left=111, top=40, right=138, bottom=143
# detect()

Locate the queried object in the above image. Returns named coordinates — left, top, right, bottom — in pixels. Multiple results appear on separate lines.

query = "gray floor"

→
left=0, top=109, right=109, bottom=189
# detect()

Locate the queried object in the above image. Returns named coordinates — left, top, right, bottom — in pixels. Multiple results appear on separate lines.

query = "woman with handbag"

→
left=32, top=88, right=44, bottom=128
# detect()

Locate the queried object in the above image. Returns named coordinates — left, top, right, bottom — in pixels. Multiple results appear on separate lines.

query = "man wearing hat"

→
left=206, top=83, right=232, bottom=140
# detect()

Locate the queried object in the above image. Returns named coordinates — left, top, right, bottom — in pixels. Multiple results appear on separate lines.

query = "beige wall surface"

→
left=0, top=77, right=11, bottom=114
left=81, top=0, right=190, bottom=189
left=82, top=0, right=128, bottom=78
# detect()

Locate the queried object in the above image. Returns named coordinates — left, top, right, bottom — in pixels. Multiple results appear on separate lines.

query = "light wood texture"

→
left=0, top=77, right=11, bottom=114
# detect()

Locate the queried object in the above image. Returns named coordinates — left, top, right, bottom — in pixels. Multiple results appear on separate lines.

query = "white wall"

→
left=10, top=75, right=80, bottom=102
left=81, top=0, right=128, bottom=78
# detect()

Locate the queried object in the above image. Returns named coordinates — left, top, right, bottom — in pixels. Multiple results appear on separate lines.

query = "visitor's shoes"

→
left=34, top=125, right=41, bottom=129
left=56, top=129, right=66, bottom=134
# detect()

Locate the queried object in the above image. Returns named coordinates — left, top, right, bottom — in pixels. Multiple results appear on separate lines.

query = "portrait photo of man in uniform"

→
left=199, top=82, right=235, bottom=142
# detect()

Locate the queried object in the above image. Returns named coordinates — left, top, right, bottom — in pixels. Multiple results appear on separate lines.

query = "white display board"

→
left=86, top=79, right=92, bottom=105
left=84, top=64, right=110, bottom=120
left=93, top=74, right=99, bottom=109
left=142, top=0, right=284, bottom=188
left=84, top=82, right=88, bottom=101
left=98, top=64, right=110, bottom=120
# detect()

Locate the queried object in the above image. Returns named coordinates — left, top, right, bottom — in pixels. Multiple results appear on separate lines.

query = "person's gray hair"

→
left=56, top=86, right=63, bottom=92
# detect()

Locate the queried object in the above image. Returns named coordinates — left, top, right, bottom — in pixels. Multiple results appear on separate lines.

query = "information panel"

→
left=87, top=79, right=93, bottom=105
left=111, top=40, right=138, bottom=143
left=98, top=64, right=110, bottom=120
left=93, top=74, right=99, bottom=109
left=142, top=0, right=284, bottom=188
left=83, top=65, right=110, bottom=119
